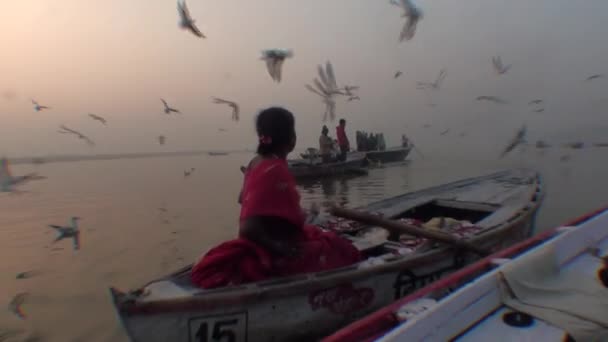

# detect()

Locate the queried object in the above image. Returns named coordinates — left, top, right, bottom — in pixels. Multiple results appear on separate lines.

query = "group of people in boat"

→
left=191, top=108, right=362, bottom=288
left=356, top=131, right=386, bottom=152
left=318, top=119, right=350, bottom=163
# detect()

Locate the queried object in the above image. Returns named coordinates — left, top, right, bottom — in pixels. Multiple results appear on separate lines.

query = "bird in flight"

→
left=585, top=74, right=604, bottom=82
left=347, top=96, right=360, bottom=102
left=440, top=129, right=450, bottom=136
left=305, top=61, right=346, bottom=121
left=158, top=135, right=166, bottom=145
left=9, top=292, right=28, bottom=319
left=394, top=71, right=403, bottom=79
left=417, top=69, right=447, bottom=90
left=88, top=113, right=107, bottom=125
left=390, top=0, right=423, bottom=42
left=58, top=125, right=95, bottom=146
left=528, top=99, right=543, bottom=105
left=476, top=96, right=507, bottom=104
left=532, top=108, right=545, bottom=113
left=500, top=125, right=527, bottom=158
left=177, top=0, right=205, bottom=38
left=161, top=99, right=180, bottom=114
left=184, top=168, right=195, bottom=178
left=48, top=217, right=81, bottom=250
left=260, top=49, right=293, bottom=83
left=211, top=97, right=240, bottom=121
left=1, top=158, right=45, bottom=193
left=563, top=141, right=584, bottom=149
left=31, top=99, right=50, bottom=112
left=535, top=140, right=551, bottom=149
left=492, top=56, right=512, bottom=75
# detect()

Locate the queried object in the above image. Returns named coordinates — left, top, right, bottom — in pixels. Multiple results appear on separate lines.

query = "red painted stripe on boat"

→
left=322, top=206, right=608, bottom=342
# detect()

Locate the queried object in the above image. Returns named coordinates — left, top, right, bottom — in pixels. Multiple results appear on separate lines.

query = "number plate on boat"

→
left=189, top=312, right=248, bottom=342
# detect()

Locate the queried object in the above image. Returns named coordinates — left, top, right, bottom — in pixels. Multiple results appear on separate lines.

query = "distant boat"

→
left=208, top=151, right=229, bottom=156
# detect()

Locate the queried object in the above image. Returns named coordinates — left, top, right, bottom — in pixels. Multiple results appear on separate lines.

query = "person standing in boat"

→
left=336, top=118, right=350, bottom=161
left=319, top=125, right=334, bottom=163
left=191, top=107, right=362, bottom=289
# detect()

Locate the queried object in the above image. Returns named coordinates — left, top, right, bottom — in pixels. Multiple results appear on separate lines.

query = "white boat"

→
left=324, top=207, right=608, bottom=342
left=109, top=169, right=543, bottom=342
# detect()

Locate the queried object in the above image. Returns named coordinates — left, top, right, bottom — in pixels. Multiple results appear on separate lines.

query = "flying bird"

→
left=31, top=99, right=50, bottom=112
left=391, top=0, right=423, bottom=41
left=184, top=168, right=195, bottom=177
left=88, top=113, right=107, bottom=125
left=440, top=129, right=450, bottom=136
left=476, top=96, right=507, bottom=104
left=161, top=99, right=180, bottom=114
left=347, top=96, right=360, bottom=102
left=492, top=56, right=512, bottom=75
left=177, top=0, right=205, bottom=38
left=211, top=97, right=240, bottom=121
left=564, top=141, right=584, bottom=149
left=58, top=125, right=95, bottom=146
left=158, top=135, right=166, bottom=145
left=1, top=158, right=45, bottom=193
left=260, top=49, right=293, bottom=83
left=394, top=71, right=403, bottom=79
left=48, top=217, right=81, bottom=250
left=536, top=140, right=551, bottom=149
left=16, top=270, right=40, bottom=279
left=9, top=293, right=28, bottom=319
left=342, top=85, right=360, bottom=97
left=305, top=61, right=346, bottom=121
left=417, top=69, right=447, bottom=90
left=500, top=125, right=527, bottom=158
left=528, top=99, right=543, bottom=105
left=532, top=108, right=545, bottom=113
left=585, top=74, right=604, bottom=82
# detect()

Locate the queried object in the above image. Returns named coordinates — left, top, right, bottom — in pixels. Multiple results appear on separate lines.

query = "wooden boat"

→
left=361, top=146, right=411, bottom=165
left=109, top=169, right=543, bottom=342
left=324, top=206, right=608, bottom=342
left=288, top=153, right=368, bottom=180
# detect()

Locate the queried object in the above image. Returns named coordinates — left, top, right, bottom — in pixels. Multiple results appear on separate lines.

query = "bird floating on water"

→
left=260, top=49, right=293, bottom=83
left=9, top=292, right=28, bottom=319
left=161, top=99, right=180, bottom=114
left=1, top=158, right=45, bottom=193
left=585, top=74, right=604, bottom=82
left=500, top=125, right=527, bottom=158
left=177, top=0, right=205, bottom=38
left=476, top=96, right=507, bottom=104
left=211, top=97, right=240, bottom=121
left=417, top=69, right=447, bottom=90
left=394, top=71, right=403, bottom=79
left=31, top=99, right=50, bottom=112
left=390, top=0, right=423, bottom=42
left=58, top=125, right=95, bottom=146
left=492, top=56, right=512, bottom=75
left=88, top=113, right=107, bottom=125
left=49, top=217, right=81, bottom=250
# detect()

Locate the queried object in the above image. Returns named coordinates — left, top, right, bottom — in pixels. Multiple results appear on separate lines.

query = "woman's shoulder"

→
left=248, top=156, right=289, bottom=175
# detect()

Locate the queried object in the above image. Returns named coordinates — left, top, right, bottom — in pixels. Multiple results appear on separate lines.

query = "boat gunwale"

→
left=321, top=205, right=608, bottom=342
left=111, top=170, right=543, bottom=317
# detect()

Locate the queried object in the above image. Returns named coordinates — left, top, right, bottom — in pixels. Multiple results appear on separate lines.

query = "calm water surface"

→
left=2, top=150, right=607, bottom=341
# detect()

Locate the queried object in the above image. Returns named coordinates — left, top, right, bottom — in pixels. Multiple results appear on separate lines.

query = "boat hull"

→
left=110, top=169, right=543, bottom=342
left=288, top=155, right=367, bottom=180
left=362, top=147, right=411, bottom=164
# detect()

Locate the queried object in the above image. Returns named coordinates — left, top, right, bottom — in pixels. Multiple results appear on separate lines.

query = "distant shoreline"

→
left=9, top=150, right=250, bottom=165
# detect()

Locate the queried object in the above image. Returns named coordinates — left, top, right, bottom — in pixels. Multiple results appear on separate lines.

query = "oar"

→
left=329, top=206, right=490, bottom=256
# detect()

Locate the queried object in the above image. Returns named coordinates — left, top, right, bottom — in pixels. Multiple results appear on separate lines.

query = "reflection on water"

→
left=1, top=152, right=608, bottom=341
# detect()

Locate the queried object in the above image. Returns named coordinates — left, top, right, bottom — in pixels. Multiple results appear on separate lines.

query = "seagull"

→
left=536, top=140, right=551, bottom=149
left=211, top=97, right=240, bottom=121
left=440, top=129, right=450, bottom=136
left=417, top=69, right=447, bottom=90
left=305, top=61, right=346, bottom=121
left=31, top=99, right=50, bottom=112
left=88, top=113, right=107, bottom=125
left=347, top=96, right=360, bottom=102
left=532, top=108, right=545, bottom=113
left=564, top=141, right=584, bottom=149
left=48, top=217, right=81, bottom=250
left=177, top=0, right=205, bottom=38
left=9, top=292, right=28, bottom=319
left=260, top=49, right=293, bottom=83
left=390, top=0, right=423, bottom=41
left=342, top=85, right=360, bottom=97
left=394, top=71, right=403, bottom=79
left=500, top=125, right=527, bottom=158
left=528, top=99, right=543, bottom=105
left=158, top=135, right=166, bottom=145
left=58, top=125, right=95, bottom=146
left=585, top=74, right=604, bottom=82
left=476, top=96, right=507, bottom=104
left=184, top=168, right=195, bottom=177
left=161, top=99, right=180, bottom=114
left=492, top=56, right=512, bottom=75
left=1, top=158, right=45, bottom=193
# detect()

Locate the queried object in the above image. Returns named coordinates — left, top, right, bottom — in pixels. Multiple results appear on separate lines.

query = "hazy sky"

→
left=1, top=0, right=607, bottom=157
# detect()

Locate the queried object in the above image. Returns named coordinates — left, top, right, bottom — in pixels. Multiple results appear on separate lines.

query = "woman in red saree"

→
left=191, top=107, right=362, bottom=288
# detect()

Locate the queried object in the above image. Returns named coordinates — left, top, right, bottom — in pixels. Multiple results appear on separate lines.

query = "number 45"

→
left=195, top=319, right=238, bottom=342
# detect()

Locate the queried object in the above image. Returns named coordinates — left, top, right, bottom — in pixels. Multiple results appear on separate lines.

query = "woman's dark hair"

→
left=256, top=107, right=295, bottom=156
